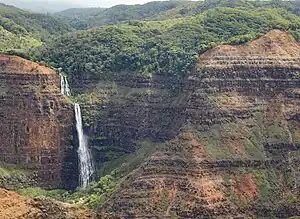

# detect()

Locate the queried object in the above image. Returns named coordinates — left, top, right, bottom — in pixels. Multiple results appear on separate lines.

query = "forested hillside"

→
left=0, top=3, right=73, bottom=54
left=54, top=7, right=105, bottom=30
left=54, top=1, right=193, bottom=29
left=35, top=2, right=300, bottom=81
left=54, top=0, right=300, bottom=30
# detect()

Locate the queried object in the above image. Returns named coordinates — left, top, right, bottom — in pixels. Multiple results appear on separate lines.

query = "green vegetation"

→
left=0, top=3, right=72, bottom=54
left=3, top=0, right=300, bottom=214
left=3, top=0, right=300, bottom=81
left=17, top=174, right=116, bottom=209
left=54, top=7, right=105, bottom=30
left=16, top=140, right=159, bottom=209
left=17, top=188, right=68, bottom=201
left=0, top=165, right=28, bottom=178
left=70, top=175, right=116, bottom=209
left=55, top=0, right=300, bottom=30
left=55, top=1, right=192, bottom=29
left=35, top=2, right=300, bottom=81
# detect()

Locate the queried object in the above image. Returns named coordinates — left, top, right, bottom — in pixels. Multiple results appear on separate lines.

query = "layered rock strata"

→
left=93, top=30, right=300, bottom=218
left=0, top=55, right=77, bottom=189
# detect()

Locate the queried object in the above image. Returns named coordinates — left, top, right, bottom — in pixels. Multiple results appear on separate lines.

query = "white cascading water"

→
left=60, top=75, right=65, bottom=95
left=60, top=75, right=71, bottom=96
left=74, top=103, right=94, bottom=188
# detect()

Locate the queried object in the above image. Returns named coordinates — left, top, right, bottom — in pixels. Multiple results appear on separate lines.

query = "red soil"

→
left=0, top=54, right=55, bottom=74
left=0, top=189, right=95, bottom=219
left=235, top=174, right=258, bottom=202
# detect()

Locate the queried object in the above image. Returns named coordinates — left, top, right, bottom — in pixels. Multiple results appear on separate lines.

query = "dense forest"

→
left=34, top=0, right=300, bottom=80
left=54, top=1, right=192, bottom=29
left=54, top=0, right=300, bottom=29
left=3, top=0, right=300, bottom=80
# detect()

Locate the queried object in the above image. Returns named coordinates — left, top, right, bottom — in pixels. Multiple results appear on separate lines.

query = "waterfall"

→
left=60, top=75, right=71, bottom=96
left=60, top=75, right=65, bottom=95
left=74, top=103, right=94, bottom=188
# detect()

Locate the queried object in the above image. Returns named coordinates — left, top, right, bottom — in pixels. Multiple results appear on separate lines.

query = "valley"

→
left=1, top=0, right=300, bottom=218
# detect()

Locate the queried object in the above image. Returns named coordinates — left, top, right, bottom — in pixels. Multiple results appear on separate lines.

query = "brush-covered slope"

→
left=86, top=30, right=300, bottom=218
left=0, top=3, right=73, bottom=54
left=35, top=5, right=300, bottom=82
left=54, top=7, right=105, bottom=30
left=54, top=0, right=300, bottom=30
left=55, top=1, right=193, bottom=30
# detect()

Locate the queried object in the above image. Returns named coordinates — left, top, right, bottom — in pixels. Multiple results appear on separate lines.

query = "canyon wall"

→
left=74, top=30, right=300, bottom=217
left=0, top=55, right=77, bottom=189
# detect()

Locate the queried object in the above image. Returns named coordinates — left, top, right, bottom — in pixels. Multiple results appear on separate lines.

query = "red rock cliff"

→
left=0, top=55, right=77, bottom=189
left=98, top=30, right=300, bottom=218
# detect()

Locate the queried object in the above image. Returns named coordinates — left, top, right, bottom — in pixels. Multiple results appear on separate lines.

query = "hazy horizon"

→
left=1, top=0, right=161, bottom=8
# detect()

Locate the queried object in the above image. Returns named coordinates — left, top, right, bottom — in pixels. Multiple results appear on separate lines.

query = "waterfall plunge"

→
left=74, top=103, right=94, bottom=188
left=60, top=74, right=93, bottom=188
left=60, top=75, right=71, bottom=96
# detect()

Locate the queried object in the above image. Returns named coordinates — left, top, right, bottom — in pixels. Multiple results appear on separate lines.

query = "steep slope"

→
left=55, top=1, right=192, bottom=29
left=0, top=3, right=73, bottom=53
left=0, top=188, right=95, bottom=219
left=54, top=7, right=105, bottom=30
left=36, top=6, right=300, bottom=81
left=0, top=55, right=77, bottom=189
left=92, top=30, right=300, bottom=218
left=54, top=0, right=300, bottom=30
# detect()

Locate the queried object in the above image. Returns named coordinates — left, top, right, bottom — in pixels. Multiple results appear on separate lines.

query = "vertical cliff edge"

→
left=0, top=55, right=77, bottom=189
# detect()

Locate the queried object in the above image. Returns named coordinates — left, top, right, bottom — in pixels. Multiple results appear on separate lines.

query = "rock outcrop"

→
left=84, top=30, right=300, bottom=218
left=0, top=55, right=77, bottom=189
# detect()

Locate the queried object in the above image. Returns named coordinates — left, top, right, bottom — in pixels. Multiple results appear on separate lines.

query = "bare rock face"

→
left=0, top=55, right=77, bottom=189
left=93, top=30, right=300, bottom=218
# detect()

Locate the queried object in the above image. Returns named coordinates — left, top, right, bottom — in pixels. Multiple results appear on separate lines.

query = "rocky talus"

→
left=88, top=30, right=300, bottom=218
left=0, top=55, right=77, bottom=189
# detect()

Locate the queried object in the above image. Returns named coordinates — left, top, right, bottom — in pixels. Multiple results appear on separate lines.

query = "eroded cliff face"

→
left=0, top=55, right=77, bottom=189
left=74, top=30, right=300, bottom=218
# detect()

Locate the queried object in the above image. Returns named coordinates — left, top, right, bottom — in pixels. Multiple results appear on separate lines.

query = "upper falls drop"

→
left=60, top=75, right=71, bottom=96
left=74, top=103, right=94, bottom=188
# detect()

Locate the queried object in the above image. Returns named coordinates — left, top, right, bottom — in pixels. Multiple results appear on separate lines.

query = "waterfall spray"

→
left=74, top=103, right=94, bottom=188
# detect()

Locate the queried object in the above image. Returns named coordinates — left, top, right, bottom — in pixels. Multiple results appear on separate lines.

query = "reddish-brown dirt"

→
left=224, top=140, right=245, bottom=154
left=0, top=54, right=55, bottom=74
left=190, top=138, right=207, bottom=159
left=235, top=174, right=258, bottom=202
left=0, top=189, right=29, bottom=219
left=0, top=189, right=95, bottom=219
